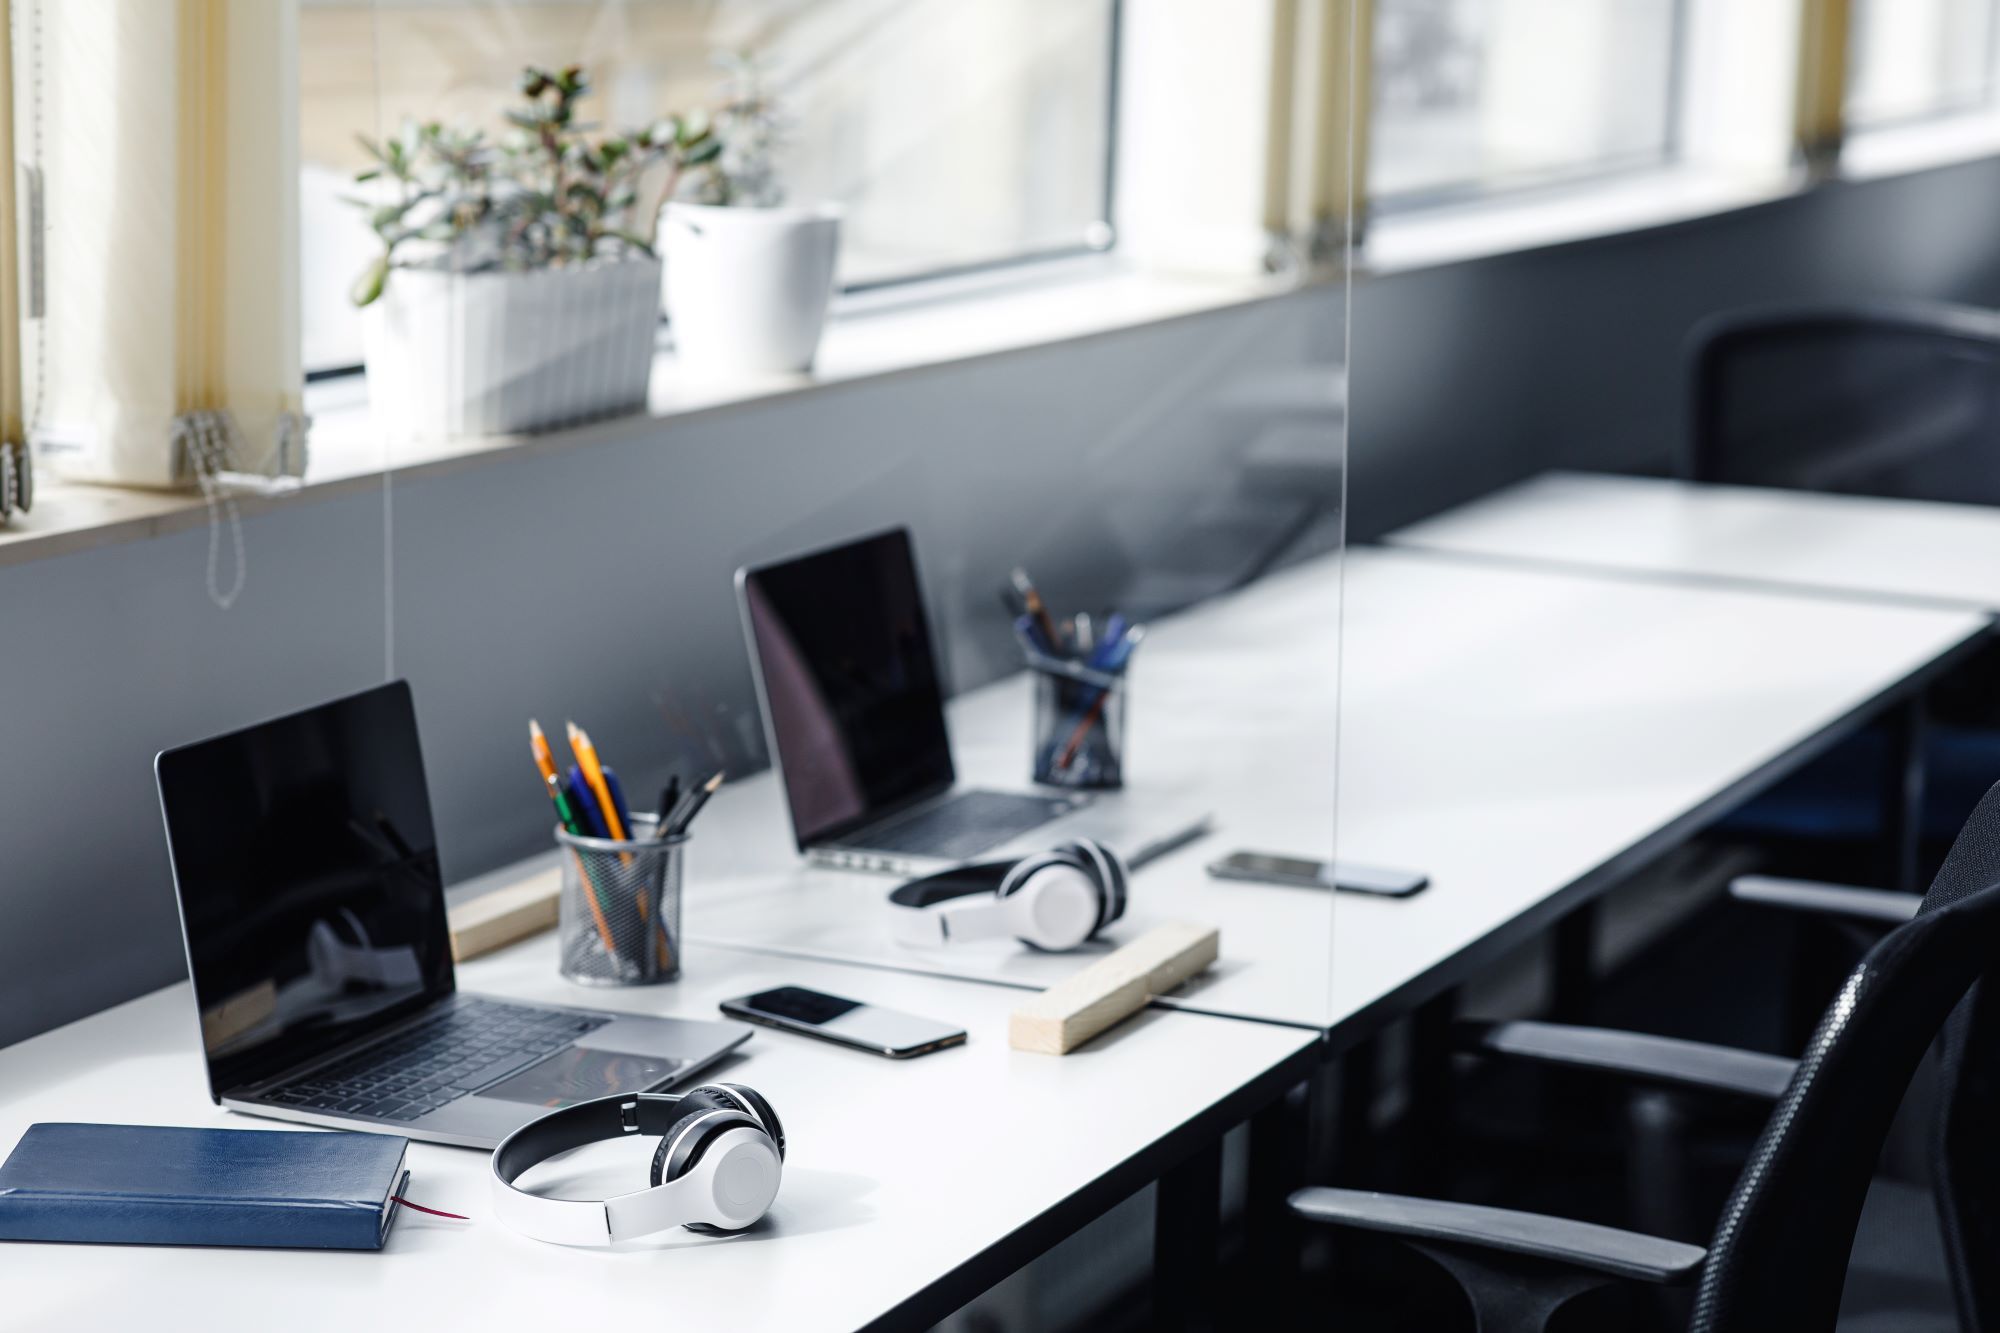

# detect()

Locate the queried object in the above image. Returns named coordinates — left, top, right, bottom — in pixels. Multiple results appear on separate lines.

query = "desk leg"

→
left=1244, top=1087, right=1309, bottom=1323
left=1883, top=696, right=1927, bottom=894
left=1153, top=1138, right=1223, bottom=1332
left=1405, top=989, right=1459, bottom=1193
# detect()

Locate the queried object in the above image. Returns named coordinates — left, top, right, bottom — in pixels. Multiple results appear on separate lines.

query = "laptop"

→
left=736, top=528, right=1206, bottom=876
left=156, top=682, right=751, bottom=1150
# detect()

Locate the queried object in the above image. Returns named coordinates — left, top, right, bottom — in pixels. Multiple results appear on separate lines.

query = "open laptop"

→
left=156, top=682, right=751, bottom=1150
left=737, top=528, right=1206, bottom=876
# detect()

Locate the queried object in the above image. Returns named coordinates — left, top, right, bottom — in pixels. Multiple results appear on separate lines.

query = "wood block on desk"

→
left=1009, top=922, right=1220, bottom=1054
left=448, top=869, right=560, bottom=962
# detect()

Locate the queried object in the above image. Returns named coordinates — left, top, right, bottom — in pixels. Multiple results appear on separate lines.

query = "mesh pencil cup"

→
left=556, top=813, right=684, bottom=986
left=1029, top=653, right=1128, bottom=790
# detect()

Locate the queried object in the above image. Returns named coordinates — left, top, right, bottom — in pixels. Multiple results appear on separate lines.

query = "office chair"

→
left=1290, top=779, right=2000, bottom=1333
left=1685, top=301, right=2000, bottom=888
left=1686, top=301, right=2000, bottom=502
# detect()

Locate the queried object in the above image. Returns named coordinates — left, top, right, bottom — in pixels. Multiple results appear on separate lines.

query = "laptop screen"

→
left=156, top=682, right=453, bottom=1097
left=740, top=528, right=956, bottom=847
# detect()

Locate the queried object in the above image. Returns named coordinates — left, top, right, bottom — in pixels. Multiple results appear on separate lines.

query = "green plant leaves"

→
left=343, top=59, right=774, bottom=306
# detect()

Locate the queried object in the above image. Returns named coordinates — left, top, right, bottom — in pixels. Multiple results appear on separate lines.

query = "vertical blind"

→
left=11, top=0, right=304, bottom=491
left=0, top=0, right=28, bottom=519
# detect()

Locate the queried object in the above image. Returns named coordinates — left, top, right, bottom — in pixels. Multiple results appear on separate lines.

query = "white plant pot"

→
left=362, top=256, right=661, bottom=438
left=661, top=203, right=841, bottom=377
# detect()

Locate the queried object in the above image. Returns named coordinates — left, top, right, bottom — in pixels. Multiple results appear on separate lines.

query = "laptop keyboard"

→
left=854, top=790, right=1077, bottom=861
left=260, top=997, right=610, bottom=1122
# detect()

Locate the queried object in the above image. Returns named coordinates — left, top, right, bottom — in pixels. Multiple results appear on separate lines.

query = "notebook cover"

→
left=0, top=1123, right=409, bottom=1250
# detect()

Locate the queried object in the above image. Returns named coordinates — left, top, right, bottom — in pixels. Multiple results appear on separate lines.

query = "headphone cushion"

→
left=651, top=1107, right=755, bottom=1184
left=706, top=1083, right=786, bottom=1160
left=648, top=1096, right=740, bottom=1186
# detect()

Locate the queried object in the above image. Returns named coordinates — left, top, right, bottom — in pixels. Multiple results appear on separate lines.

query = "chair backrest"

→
left=1691, top=779, right=2000, bottom=1332
left=1687, top=302, right=2000, bottom=503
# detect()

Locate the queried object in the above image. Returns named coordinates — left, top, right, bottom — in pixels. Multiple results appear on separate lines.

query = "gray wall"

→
left=1348, top=155, right=2000, bottom=540
left=6, top=153, right=2000, bottom=1047
left=0, top=291, right=1336, bottom=1047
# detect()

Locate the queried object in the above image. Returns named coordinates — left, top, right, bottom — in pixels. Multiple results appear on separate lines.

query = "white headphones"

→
left=888, top=839, right=1129, bottom=952
left=490, top=1084, right=785, bottom=1246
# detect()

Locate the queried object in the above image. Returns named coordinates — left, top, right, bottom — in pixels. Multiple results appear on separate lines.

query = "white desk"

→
left=0, top=941, right=1315, bottom=1333
left=1386, top=470, right=2000, bottom=612
left=677, top=547, right=1987, bottom=1038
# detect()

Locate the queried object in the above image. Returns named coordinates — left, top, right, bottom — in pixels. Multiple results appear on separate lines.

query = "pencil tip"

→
left=706, top=771, right=724, bottom=791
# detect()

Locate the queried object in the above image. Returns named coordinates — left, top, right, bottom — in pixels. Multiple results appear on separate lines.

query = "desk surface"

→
left=1386, top=470, right=2000, bottom=611
left=678, top=547, right=1987, bottom=1037
left=0, top=943, right=1314, bottom=1333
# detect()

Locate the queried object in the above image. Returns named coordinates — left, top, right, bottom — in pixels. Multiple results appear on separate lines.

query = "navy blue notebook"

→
left=0, top=1124, right=410, bottom=1250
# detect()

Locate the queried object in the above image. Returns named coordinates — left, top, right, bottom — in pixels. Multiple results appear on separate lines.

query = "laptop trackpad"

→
left=476, top=1047, right=684, bottom=1108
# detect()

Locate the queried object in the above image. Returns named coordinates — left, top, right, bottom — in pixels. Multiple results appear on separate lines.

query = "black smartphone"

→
left=1206, top=851, right=1429, bottom=898
left=720, top=986, right=968, bottom=1059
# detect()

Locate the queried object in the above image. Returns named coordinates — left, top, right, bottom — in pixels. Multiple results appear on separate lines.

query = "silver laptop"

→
left=156, top=682, right=751, bottom=1150
left=737, top=528, right=1206, bottom=876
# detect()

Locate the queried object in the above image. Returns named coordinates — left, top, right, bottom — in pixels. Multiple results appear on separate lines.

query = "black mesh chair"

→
left=1687, top=301, right=2000, bottom=882
left=1290, top=781, right=2000, bottom=1332
left=1687, top=302, right=2000, bottom=503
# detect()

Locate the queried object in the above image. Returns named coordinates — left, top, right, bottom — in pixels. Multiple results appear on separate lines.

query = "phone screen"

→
left=741, top=986, right=863, bottom=1025
left=1226, top=853, right=1329, bottom=882
left=725, top=986, right=966, bottom=1057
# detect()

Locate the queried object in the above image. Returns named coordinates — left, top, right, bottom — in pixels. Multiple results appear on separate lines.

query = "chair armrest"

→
left=1728, top=875, right=1919, bottom=925
left=1288, top=1188, right=1706, bottom=1285
left=1458, top=1020, right=1796, bottom=1101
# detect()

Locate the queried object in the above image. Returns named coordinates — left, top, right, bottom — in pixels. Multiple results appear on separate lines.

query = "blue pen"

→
left=1086, top=613, right=1130, bottom=671
left=1014, top=613, right=1056, bottom=658
left=566, top=766, right=610, bottom=838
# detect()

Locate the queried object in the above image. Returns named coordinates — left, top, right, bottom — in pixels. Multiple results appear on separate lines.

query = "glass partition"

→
left=332, top=0, right=1350, bottom=1037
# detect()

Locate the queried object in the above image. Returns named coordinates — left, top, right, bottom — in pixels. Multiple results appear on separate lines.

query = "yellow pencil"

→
left=566, top=721, right=628, bottom=842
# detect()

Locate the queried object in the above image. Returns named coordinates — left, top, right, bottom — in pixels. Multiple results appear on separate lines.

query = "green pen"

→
left=545, top=772, right=619, bottom=955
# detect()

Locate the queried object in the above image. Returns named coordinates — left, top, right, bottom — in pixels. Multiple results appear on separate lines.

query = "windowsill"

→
left=0, top=257, right=1292, bottom=569
left=12, top=124, right=2000, bottom=572
left=1361, top=165, right=1805, bottom=273
left=1840, top=109, right=2000, bottom=181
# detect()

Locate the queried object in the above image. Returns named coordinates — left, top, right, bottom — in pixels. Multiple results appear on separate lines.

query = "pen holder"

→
left=1029, top=653, right=1128, bottom=790
left=556, top=814, right=684, bottom=986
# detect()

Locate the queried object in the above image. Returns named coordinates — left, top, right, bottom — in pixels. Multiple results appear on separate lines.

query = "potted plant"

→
left=659, top=59, right=842, bottom=378
left=350, top=66, right=715, bottom=438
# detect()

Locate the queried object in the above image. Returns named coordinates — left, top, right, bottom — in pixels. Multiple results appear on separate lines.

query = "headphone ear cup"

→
left=1007, top=861, right=1103, bottom=951
left=648, top=1091, right=734, bottom=1188
left=650, top=1109, right=764, bottom=1234
left=1055, top=839, right=1126, bottom=935
left=705, top=1083, right=786, bottom=1160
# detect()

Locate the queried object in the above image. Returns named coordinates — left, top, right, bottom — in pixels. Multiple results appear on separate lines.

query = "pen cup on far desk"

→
left=556, top=814, right=684, bottom=986
left=1029, top=653, right=1128, bottom=791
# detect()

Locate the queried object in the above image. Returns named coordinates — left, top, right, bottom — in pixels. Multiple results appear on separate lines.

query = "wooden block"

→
left=1009, top=922, right=1220, bottom=1054
left=448, top=868, right=561, bottom=962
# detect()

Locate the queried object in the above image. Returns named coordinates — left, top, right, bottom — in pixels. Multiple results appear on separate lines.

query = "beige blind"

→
left=1796, top=0, right=1853, bottom=177
left=13, top=0, right=303, bottom=490
left=0, top=0, right=26, bottom=517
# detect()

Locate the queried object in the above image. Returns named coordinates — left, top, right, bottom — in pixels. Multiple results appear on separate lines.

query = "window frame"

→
left=1842, top=0, right=2000, bottom=133
left=300, top=0, right=1127, bottom=381
left=1365, top=0, right=1696, bottom=217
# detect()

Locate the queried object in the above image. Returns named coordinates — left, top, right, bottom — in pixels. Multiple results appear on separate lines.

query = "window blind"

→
left=0, top=0, right=29, bottom=520
left=11, top=0, right=304, bottom=491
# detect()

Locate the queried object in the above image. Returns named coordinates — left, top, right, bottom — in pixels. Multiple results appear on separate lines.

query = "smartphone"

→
left=720, top=986, right=968, bottom=1059
left=1206, top=851, right=1429, bottom=898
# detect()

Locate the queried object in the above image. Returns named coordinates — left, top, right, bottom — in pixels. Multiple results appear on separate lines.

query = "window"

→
left=1847, top=0, right=2000, bottom=128
left=297, top=0, right=1120, bottom=375
left=1369, top=0, right=1687, bottom=209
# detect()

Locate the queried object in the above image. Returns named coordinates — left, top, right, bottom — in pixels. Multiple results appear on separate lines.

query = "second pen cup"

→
left=1030, top=653, right=1128, bottom=790
left=557, top=813, right=683, bottom=986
